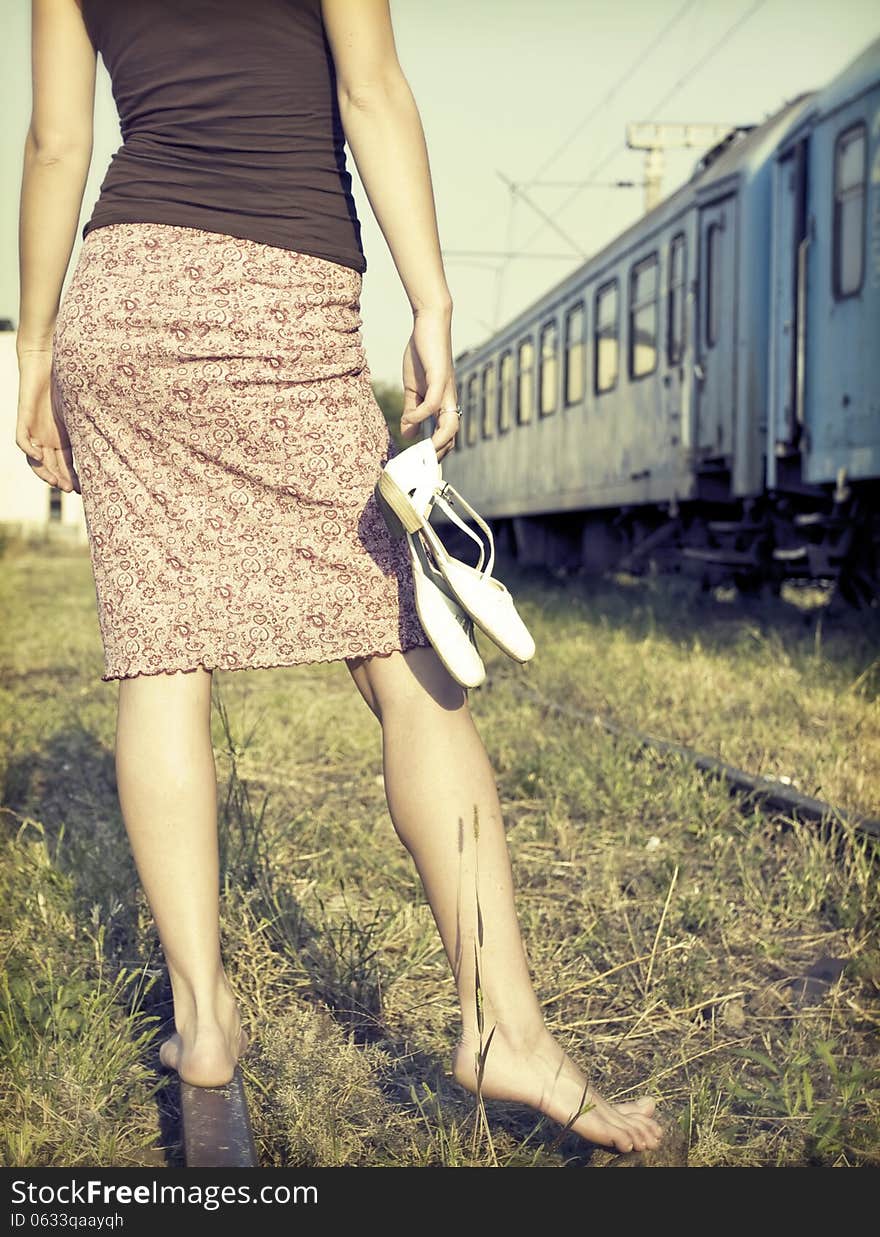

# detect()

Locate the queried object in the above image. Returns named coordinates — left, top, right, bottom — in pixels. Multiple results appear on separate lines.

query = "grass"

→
left=1, top=537, right=878, bottom=1167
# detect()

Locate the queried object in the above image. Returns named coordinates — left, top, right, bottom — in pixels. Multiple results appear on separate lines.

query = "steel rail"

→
left=513, top=682, right=880, bottom=842
left=180, top=1065, right=259, bottom=1167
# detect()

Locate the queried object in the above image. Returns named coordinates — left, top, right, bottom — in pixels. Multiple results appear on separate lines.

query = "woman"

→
left=16, top=0, right=663, bottom=1157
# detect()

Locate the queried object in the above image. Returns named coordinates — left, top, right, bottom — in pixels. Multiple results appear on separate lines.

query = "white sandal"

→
left=406, top=522, right=486, bottom=688
left=375, top=440, right=536, bottom=665
left=373, top=440, right=484, bottom=687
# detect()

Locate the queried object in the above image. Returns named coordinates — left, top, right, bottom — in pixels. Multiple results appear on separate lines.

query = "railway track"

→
left=514, top=680, right=880, bottom=843
left=180, top=1066, right=258, bottom=1167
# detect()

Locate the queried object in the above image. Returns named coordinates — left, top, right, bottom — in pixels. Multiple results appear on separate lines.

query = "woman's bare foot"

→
left=451, top=1025, right=663, bottom=1155
left=158, top=976, right=248, bottom=1088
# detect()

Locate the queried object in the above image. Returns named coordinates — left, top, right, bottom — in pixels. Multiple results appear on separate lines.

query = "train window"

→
left=499, top=350, right=514, bottom=432
left=667, top=234, right=687, bottom=366
left=466, top=373, right=479, bottom=446
left=706, top=224, right=721, bottom=348
left=564, top=301, right=585, bottom=405
left=628, top=254, right=658, bottom=380
left=833, top=124, right=866, bottom=299
left=517, top=337, right=535, bottom=424
left=539, top=319, right=558, bottom=416
left=594, top=279, right=619, bottom=395
left=481, top=361, right=497, bottom=439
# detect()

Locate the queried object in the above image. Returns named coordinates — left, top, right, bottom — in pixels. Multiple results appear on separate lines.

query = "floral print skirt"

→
left=51, top=221, right=431, bottom=680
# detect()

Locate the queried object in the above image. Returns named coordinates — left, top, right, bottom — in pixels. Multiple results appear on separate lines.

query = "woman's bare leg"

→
left=346, top=645, right=664, bottom=1154
left=114, top=667, right=246, bottom=1087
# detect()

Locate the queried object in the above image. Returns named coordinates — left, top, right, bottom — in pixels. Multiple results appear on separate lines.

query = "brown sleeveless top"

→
left=79, top=0, right=366, bottom=272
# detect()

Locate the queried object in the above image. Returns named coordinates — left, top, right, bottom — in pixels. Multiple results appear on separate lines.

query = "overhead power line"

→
left=525, top=0, right=702, bottom=187
left=483, top=0, right=712, bottom=331
left=452, top=0, right=771, bottom=334
left=517, top=0, right=771, bottom=257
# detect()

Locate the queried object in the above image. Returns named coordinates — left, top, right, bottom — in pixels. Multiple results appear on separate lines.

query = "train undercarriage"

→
left=441, top=478, right=880, bottom=607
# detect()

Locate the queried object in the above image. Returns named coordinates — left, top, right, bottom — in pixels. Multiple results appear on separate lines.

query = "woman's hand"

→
left=400, top=305, right=459, bottom=462
left=15, top=346, right=80, bottom=494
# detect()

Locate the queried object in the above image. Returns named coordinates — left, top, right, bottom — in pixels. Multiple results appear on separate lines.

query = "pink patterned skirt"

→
left=50, top=221, right=431, bottom=681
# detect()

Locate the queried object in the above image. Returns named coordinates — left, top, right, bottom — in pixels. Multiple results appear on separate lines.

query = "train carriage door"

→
left=769, top=137, right=808, bottom=475
left=695, top=198, right=737, bottom=457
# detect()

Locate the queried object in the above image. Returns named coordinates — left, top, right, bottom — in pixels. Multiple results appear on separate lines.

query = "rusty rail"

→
left=180, top=1065, right=259, bottom=1167
left=515, top=682, right=880, bottom=842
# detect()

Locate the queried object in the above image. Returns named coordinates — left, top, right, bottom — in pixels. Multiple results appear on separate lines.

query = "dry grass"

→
left=1, top=541, right=878, bottom=1167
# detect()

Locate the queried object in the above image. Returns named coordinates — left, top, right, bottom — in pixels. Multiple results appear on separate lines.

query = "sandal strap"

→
left=430, top=494, right=487, bottom=573
left=432, top=481, right=495, bottom=578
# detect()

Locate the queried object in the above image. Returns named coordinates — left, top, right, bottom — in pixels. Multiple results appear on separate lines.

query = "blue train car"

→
left=437, top=36, right=879, bottom=601
left=766, top=36, right=880, bottom=597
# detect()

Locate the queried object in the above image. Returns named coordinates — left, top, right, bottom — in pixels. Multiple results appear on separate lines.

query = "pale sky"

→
left=2, top=0, right=879, bottom=386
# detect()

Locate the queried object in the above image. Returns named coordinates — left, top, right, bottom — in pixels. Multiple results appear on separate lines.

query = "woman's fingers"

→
left=15, top=427, right=62, bottom=490
left=49, top=443, right=80, bottom=493
left=44, top=444, right=79, bottom=493
left=16, top=349, right=81, bottom=492
left=15, top=426, right=52, bottom=477
left=29, top=456, right=61, bottom=489
left=401, top=371, right=445, bottom=430
left=430, top=406, right=459, bottom=459
left=402, top=392, right=459, bottom=456
left=400, top=318, right=459, bottom=457
left=15, top=424, right=41, bottom=462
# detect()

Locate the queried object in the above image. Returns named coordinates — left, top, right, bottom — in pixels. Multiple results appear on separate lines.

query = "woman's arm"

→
left=320, top=0, right=459, bottom=454
left=321, top=0, right=453, bottom=317
left=19, top=0, right=96, bottom=353
left=16, top=0, right=95, bottom=492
